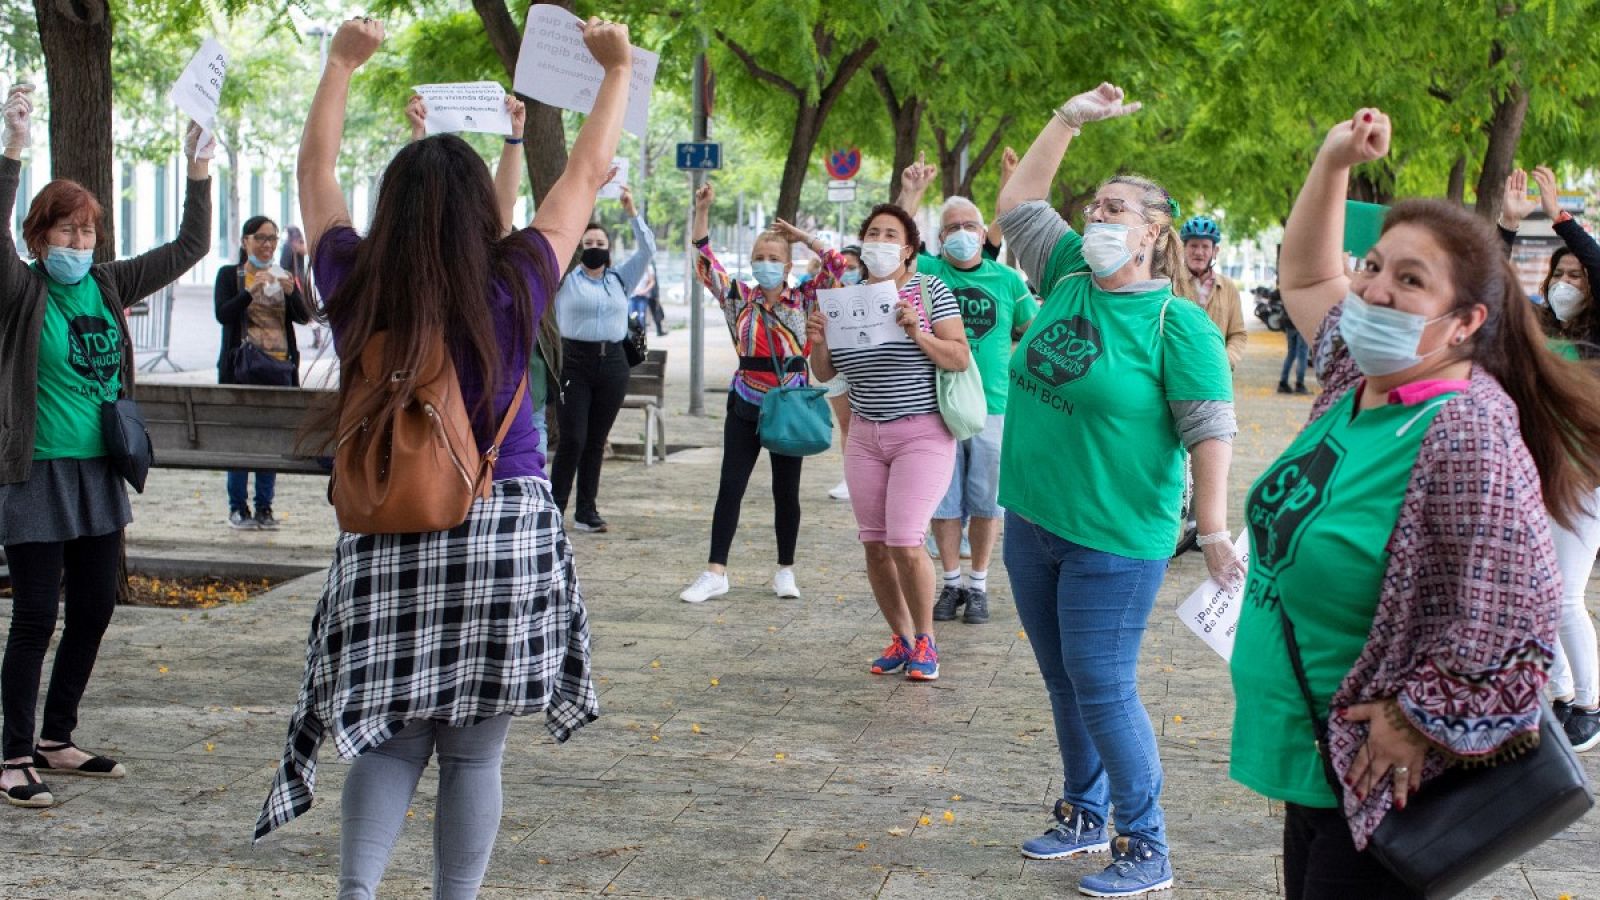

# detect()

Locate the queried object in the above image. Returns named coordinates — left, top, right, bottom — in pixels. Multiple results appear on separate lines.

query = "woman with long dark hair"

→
left=280, top=225, right=324, bottom=349
left=214, top=215, right=312, bottom=530
left=252, top=18, right=632, bottom=898
left=1, top=85, right=212, bottom=809
left=1231, top=109, right=1600, bottom=898
left=1499, top=165, right=1600, bottom=752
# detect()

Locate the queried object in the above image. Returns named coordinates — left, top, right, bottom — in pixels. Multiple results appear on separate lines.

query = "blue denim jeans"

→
left=226, top=470, right=276, bottom=512
left=1004, top=510, right=1170, bottom=853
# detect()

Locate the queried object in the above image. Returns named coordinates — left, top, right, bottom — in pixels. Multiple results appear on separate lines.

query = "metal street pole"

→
left=687, top=47, right=709, bottom=417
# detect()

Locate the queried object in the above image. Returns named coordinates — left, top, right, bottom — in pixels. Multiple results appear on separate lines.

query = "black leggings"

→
left=1283, top=804, right=1419, bottom=900
left=551, top=340, right=632, bottom=518
left=2, top=531, right=121, bottom=759
left=708, top=395, right=803, bottom=567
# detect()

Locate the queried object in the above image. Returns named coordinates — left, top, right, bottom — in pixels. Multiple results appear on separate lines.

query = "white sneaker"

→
left=829, top=480, right=851, bottom=501
left=680, top=571, right=730, bottom=604
left=773, top=568, right=800, bottom=599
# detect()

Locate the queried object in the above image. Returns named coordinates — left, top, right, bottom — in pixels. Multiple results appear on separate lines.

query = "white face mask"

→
left=1082, top=223, right=1135, bottom=277
left=860, top=242, right=905, bottom=278
left=1548, top=281, right=1586, bottom=323
left=1337, top=292, right=1455, bottom=377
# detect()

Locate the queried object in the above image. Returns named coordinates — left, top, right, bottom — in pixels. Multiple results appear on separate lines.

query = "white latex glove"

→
left=185, top=123, right=217, bottom=161
left=1201, top=535, right=1246, bottom=587
left=1056, top=82, right=1142, bottom=131
left=3, top=84, right=35, bottom=151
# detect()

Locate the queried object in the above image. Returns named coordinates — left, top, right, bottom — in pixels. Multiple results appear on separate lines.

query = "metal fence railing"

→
left=129, top=284, right=180, bottom=373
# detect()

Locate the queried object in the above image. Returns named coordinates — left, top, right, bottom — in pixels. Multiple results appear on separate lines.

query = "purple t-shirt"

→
left=313, top=225, right=555, bottom=481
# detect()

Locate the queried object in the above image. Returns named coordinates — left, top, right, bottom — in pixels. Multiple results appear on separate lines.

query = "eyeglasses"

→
left=1081, top=199, right=1147, bottom=221
left=940, top=221, right=984, bottom=237
left=251, top=234, right=281, bottom=244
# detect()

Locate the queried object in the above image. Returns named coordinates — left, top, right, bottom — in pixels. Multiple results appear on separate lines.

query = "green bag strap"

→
left=752, top=301, right=804, bottom=386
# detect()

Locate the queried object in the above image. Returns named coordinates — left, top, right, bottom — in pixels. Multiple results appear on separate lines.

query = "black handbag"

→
left=70, top=322, right=153, bottom=493
left=623, top=319, right=647, bottom=368
left=1278, top=606, right=1594, bottom=899
left=232, top=340, right=297, bottom=386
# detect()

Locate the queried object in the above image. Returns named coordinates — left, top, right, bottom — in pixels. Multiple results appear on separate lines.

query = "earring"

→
left=1137, top=252, right=1146, bottom=264
left=1453, top=335, right=1465, bottom=344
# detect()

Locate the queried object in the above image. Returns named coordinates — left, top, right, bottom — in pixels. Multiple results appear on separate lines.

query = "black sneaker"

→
left=1276, top=382, right=1293, bottom=394
left=1295, top=382, right=1310, bottom=395
left=933, top=584, right=966, bottom=621
left=573, top=512, right=609, bottom=533
left=254, top=506, right=281, bottom=531
left=1565, top=706, right=1600, bottom=752
left=229, top=508, right=258, bottom=531
left=963, top=587, right=990, bottom=624
left=1554, top=698, right=1575, bottom=727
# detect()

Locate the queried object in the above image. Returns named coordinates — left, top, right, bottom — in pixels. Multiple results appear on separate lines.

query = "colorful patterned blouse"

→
left=694, top=239, right=845, bottom=405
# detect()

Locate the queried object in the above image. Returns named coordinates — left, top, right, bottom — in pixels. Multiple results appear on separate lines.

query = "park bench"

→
left=622, top=348, right=668, bottom=465
left=135, top=383, right=334, bottom=475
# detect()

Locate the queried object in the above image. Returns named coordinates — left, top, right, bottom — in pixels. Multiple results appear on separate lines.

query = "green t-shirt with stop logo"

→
left=1229, top=386, right=1451, bottom=808
left=997, top=229, right=1233, bottom=560
left=917, top=251, right=1037, bottom=414
left=33, top=266, right=120, bottom=460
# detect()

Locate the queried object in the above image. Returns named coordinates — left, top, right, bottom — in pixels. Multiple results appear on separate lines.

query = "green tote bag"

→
left=915, top=280, right=986, bottom=441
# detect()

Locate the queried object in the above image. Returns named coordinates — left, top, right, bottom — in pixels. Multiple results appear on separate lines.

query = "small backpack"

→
left=329, top=332, right=526, bottom=534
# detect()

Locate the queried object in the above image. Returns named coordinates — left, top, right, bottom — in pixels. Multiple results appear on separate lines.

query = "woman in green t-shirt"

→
left=1233, top=108, right=1600, bottom=898
left=991, top=83, right=1241, bottom=898
left=0, top=86, right=214, bottom=809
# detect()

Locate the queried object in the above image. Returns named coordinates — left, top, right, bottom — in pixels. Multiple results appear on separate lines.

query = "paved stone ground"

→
left=1, top=319, right=1596, bottom=899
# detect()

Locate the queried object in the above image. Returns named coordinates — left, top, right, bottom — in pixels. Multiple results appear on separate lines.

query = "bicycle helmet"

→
left=1180, top=215, right=1222, bottom=244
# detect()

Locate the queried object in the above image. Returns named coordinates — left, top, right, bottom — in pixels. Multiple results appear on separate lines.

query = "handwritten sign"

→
left=597, top=156, right=629, bottom=201
left=513, top=4, right=658, bottom=136
left=412, top=82, right=512, bottom=136
left=817, top=281, right=906, bottom=349
left=1175, top=531, right=1250, bottom=661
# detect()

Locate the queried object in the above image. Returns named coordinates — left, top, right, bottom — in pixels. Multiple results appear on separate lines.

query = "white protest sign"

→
left=170, top=38, right=228, bottom=160
left=513, top=4, right=658, bottom=136
left=817, top=281, right=907, bottom=349
left=412, top=82, right=512, bottom=136
left=1175, top=530, right=1250, bottom=661
left=597, top=156, right=629, bottom=200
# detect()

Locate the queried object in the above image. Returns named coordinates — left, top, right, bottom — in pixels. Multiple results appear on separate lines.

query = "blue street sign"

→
left=676, top=142, right=722, bottom=171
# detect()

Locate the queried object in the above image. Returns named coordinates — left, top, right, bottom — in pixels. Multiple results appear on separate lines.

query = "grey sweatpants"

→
left=338, top=714, right=512, bottom=899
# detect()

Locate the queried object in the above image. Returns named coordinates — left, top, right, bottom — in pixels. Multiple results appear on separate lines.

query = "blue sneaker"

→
left=1078, top=836, right=1173, bottom=897
left=1021, top=802, right=1110, bottom=860
left=870, top=635, right=914, bottom=675
left=905, top=634, right=939, bottom=681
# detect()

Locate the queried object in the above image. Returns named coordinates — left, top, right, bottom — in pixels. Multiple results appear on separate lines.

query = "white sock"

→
left=943, top=569, right=961, bottom=587
left=968, top=570, right=988, bottom=592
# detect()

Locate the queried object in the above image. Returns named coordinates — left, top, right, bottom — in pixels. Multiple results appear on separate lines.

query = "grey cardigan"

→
left=0, top=155, right=212, bottom=485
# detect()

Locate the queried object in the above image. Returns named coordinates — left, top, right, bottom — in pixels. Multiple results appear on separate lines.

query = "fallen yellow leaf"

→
left=854, top=841, right=868, bottom=851
left=1173, top=715, right=1184, bottom=723
left=709, top=677, right=720, bottom=686
left=942, top=810, right=955, bottom=823
left=887, top=827, right=907, bottom=837
left=950, top=794, right=962, bottom=801
left=774, top=752, right=786, bottom=760
left=918, top=815, right=932, bottom=827
left=649, top=734, right=660, bottom=742
left=157, top=665, right=169, bottom=674
left=650, top=660, right=662, bottom=669
left=204, top=742, right=215, bottom=752
left=691, top=724, right=702, bottom=734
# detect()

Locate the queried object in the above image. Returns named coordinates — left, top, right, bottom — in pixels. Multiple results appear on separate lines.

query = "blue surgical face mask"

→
left=1081, top=223, right=1134, bottom=277
left=840, top=268, right=863, bottom=286
left=1337, top=292, right=1455, bottom=377
left=751, top=261, right=787, bottom=290
left=43, top=246, right=94, bottom=285
left=942, top=229, right=982, bottom=262
left=249, top=254, right=274, bottom=268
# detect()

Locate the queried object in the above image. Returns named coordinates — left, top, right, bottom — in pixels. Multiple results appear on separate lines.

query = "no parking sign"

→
left=825, top=147, right=861, bottom=181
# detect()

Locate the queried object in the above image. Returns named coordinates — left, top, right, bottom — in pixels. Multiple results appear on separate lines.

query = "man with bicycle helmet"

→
left=1177, top=214, right=1246, bottom=368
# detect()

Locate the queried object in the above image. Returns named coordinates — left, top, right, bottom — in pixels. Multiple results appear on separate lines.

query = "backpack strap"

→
left=483, top=373, right=530, bottom=466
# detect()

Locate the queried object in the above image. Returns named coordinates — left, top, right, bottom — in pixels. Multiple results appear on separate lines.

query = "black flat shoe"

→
left=3, top=762, right=54, bottom=808
left=34, top=741, right=126, bottom=778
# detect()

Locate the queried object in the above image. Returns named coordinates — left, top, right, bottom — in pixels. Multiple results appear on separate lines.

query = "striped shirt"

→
left=829, top=273, right=960, bottom=422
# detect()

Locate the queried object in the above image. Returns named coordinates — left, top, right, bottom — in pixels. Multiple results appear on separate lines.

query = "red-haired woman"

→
left=1231, top=109, right=1600, bottom=897
left=0, top=84, right=213, bottom=808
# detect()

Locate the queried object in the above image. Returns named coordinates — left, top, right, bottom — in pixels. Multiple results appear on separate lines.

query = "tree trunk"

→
left=225, top=144, right=242, bottom=250
left=775, top=105, right=821, bottom=223
left=472, top=0, right=569, bottom=205
left=871, top=66, right=922, bottom=205
left=1446, top=153, right=1467, bottom=204
left=1473, top=60, right=1528, bottom=222
left=34, top=0, right=115, bottom=261
left=934, top=123, right=969, bottom=200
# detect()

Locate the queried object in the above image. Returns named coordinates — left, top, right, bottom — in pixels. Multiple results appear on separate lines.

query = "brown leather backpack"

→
left=329, top=332, right=527, bottom=534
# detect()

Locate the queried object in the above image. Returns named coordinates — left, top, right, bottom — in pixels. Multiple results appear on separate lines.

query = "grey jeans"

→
left=338, top=714, right=512, bottom=900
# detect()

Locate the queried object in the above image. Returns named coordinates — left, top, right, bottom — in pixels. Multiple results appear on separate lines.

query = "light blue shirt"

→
left=555, top=215, right=657, bottom=342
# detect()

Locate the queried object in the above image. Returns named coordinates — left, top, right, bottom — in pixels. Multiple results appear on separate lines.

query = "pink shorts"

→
left=844, top=413, right=957, bottom=547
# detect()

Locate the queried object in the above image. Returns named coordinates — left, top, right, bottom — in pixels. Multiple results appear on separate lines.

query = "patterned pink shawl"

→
left=1308, top=305, right=1560, bottom=849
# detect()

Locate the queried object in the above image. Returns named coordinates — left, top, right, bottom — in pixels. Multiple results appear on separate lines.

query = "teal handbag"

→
left=753, top=304, right=833, bottom=457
